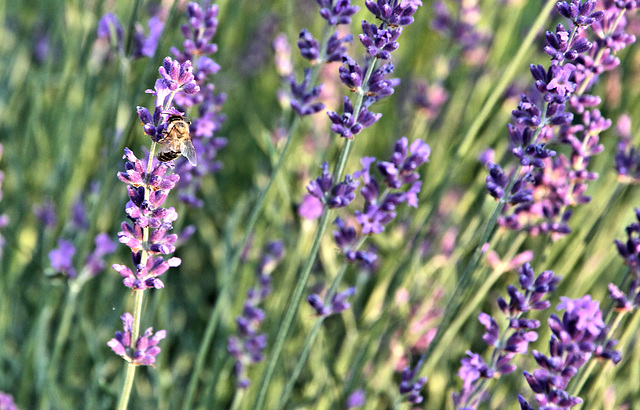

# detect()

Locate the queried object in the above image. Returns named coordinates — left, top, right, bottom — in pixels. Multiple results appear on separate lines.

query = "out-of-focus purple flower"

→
left=413, top=80, right=448, bottom=120
left=228, top=241, right=285, bottom=388
left=71, top=197, right=88, bottom=230
left=97, top=13, right=123, bottom=50
left=289, top=68, right=325, bottom=116
left=317, top=0, right=360, bottom=25
left=347, top=389, right=366, bottom=408
left=132, top=16, right=165, bottom=59
left=431, top=0, right=490, bottom=65
left=298, top=194, right=325, bottom=220
left=274, top=33, right=293, bottom=77
left=307, top=287, right=356, bottom=317
left=107, top=313, right=166, bottom=367
left=165, top=3, right=227, bottom=206
left=0, top=392, right=18, bottom=410
left=325, top=33, right=353, bottom=63
left=34, top=200, right=57, bottom=228
left=85, top=233, right=117, bottom=277
left=49, top=239, right=77, bottom=278
left=398, top=358, right=427, bottom=404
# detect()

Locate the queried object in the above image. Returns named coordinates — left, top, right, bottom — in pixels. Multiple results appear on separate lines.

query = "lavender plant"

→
left=452, top=262, right=560, bottom=409
left=6, top=0, right=640, bottom=408
left=108, top=57, right=199, bottom=408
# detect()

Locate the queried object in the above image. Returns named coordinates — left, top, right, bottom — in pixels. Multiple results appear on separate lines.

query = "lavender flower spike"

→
left=399, top=358, right=427, bottom=404
left=307, top=287, right=356, bottom=317
left=107, top=313, right=166, bottom=367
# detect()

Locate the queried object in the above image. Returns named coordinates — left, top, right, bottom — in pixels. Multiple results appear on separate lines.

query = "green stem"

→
left=276, top=318, right=326, bottom=410
left=253, top=205, right=334, bottom=409
left=116, top=289, right=145, bottom=410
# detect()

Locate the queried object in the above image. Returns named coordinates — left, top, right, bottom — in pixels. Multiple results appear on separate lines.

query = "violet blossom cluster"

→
left=486, top=0, right=638, bottom=239
left=111, top=148, right=183, bottom=291
left=228, top=241, right=285, bottom=388
left=304, top=137, right=429, bottom=268
left=167, top=2, right=228, bottom=207
left=518, top=295, right=621, bottom=409
left=613, top=114, right=640, bottom=183
left=453, top=262, right=560, bottom=409
left=285, top=0, right=358, bottom=117
left=305, top=137, right=429, bottom=315
left=399, top=358, right=428, bottom=404
left=107, top=312, right=167, bottom=367
left=326, top=0, right=421, bottom=139
left=0, top=392, right=18, bottom=410
left=96, top=11, right=164, bottom=59
left=431, top=0, right=492, bottom=65
left=46, top=188, right=117, bottom=281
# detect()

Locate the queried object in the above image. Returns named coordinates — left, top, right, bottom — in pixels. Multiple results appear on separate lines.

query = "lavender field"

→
left=2, top=0, right=640, bottom=408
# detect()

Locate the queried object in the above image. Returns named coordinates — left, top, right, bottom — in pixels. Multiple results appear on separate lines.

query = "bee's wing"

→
left=182, top=139, right=198, bottom=166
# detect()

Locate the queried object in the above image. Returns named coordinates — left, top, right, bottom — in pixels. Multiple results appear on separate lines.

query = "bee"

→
left=157, top=114, right=197, bottom=166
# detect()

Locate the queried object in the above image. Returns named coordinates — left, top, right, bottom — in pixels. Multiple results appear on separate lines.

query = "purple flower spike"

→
left=327, top=96, right=382, bottom=139
left=159, top=57, right=200, bottom=95
left=325, top=33, right=353, bottom=63
left=132, top=16, right=165, bottom=59
left=229, top=241, right=285, bottom=388
left=317, top=0, right=360, bottom=25
left=49, top=239, right=77, bottom=278
left=521, top=294, right=620, bottom=408
left=399, top=358, right=427, bottom=404
left=289, top=68, right=325, bottom=116
left=359, top=20, right=402, bottom=59
left=108, top=313, right=166, bottom=367
left=171, top=2, right=219, bottom=62
left=365, top=0, right=421, bottom=27
left=454, top=259, right=558, bottom=408
left=298, top=29, right=320, bottom=61
left=307, top=287, right=356, bottom=317
left=97, top=13, right=123, bottom=50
